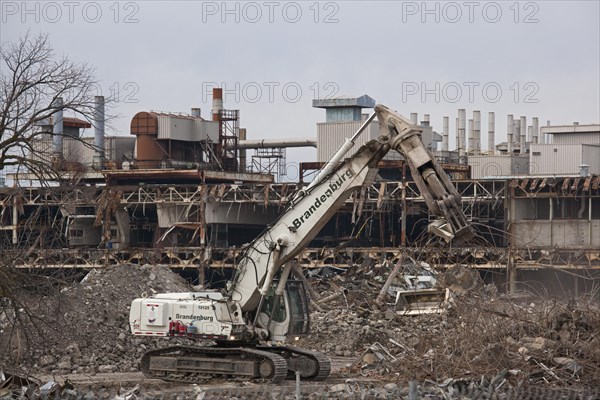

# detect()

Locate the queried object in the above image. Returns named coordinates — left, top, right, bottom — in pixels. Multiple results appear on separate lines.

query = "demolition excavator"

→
left=129, top=104, right=473, bottom=383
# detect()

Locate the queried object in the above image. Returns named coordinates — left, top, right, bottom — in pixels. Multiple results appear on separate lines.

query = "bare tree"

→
left=0, top=33, right=103, bottom=368
left=0, top=31, right=100, bottom=182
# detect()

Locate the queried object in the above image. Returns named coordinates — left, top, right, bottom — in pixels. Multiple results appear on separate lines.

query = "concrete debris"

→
left=299, top=262, right=600, bottom=390
left=1, top=258, right=599, bottom=396
left=0, top=264, right=193, bottom=375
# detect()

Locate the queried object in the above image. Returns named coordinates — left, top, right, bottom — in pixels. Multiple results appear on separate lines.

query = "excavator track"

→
left=259, top=345, right=332, bottom=381
left=140, top=345, right=287, bottom=384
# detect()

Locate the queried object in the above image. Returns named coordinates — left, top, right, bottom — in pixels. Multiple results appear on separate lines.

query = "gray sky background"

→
left=2, top=0, right=599, bottom=171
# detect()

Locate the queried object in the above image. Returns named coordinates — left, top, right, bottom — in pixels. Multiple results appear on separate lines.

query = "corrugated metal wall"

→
left=318, top=121, right=370, bottom=162
left=552, top=132, right=600, bottom=145
left=530, top=144, right=583, bottom=175
left=468, top=155, right=528, bottom=179
left=157, top=115, right=219, bottom=142
left=582, top=145, right=600, bottom=174
left=317, top=120, right=402, bottom=162
left=194, top=120, right=219, bottom=142
left=157, top=115, right=193, bottom=141
left=31, top=137, right=136, bottom=166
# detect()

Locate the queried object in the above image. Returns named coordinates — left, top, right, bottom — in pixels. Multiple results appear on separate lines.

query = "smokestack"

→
left=532, top=117, right=539, bottom=144
left=93, top=96, right=105, bottom=167
left=455, top=117, right=459, bottom=152
left=458, top=109, right=466, bottom=163
left=212, top=88, right=223, bottom=121
left=422, top=114, right=430, bottom=126
left=468, top=119, right=474, bottom=154
left=507, top=115, right=514, bottom=154
left=519, top=116, right=526, bottom=154
left=473, top=110, right=481, bottom=154
left=442, top=116, right=449, bottom=152
left=52, top=97, right=64, bottom=158
left=528, top=126, right=533, bottom=147
left=410, top=113, right=418, bottom=124
left=191, top=108, right=201, bottom=118
left=488, top=112, right=495, bottom=153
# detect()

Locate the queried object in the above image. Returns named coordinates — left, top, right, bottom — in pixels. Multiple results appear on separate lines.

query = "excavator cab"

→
left=258, top=280, right=310, bottom=341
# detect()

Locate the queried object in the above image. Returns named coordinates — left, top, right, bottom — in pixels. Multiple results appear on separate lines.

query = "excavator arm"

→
left=376, top=104, right=473, bottom=244
left=228, top=104, right=473, bottom=314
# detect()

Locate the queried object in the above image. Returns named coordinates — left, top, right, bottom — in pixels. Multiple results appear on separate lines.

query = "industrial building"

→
left=1, top=91, right=599, bottom=298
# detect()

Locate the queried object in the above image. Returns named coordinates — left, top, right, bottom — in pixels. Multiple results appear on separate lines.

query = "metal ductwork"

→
left=228, top=138, right=317, bottom=150
left=52, top=97, right=64, bottom=157
left=473, top=110, right=481, bottom=154
left=442, top=116, right=449, bottom=152
left=520, top=116, right=526, bottom=154
left=468, top=119, right=474, bottom=154
left=410, top=113, right=418, bottom=124
left=532, top=117, right=540, bottom=144
left=507, top=115, right=514, bottom=153
left=488, top=112, right=495, bottom=153
left=94, top=96, right=105, bottom=167
left=458, top=109, right=466, bottom=163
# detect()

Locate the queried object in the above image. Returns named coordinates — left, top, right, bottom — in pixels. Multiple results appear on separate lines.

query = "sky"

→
left=1, top=0, right=599, bottom=174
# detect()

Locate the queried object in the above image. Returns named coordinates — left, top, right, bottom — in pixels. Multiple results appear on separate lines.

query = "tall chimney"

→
left=528, top=126, right=533, bottom=146
left=212, top=88, right=223, bottom=121
left=422, top=114, right=430, bottom=125
left=442, top=116, right=449, bottom=152
left=468, top=119, right=474, bottom=154
left=191, top=108, right=201, bottom=118
left=458, top=109, right=466, bottom=163
left=488, top=112, right=495, bottom=153
left=410, top=113, right=418, bottom=124
left=532, top=117, right=539, bottom=144
left=52, top=97, right=64, bottom=158
left=93, top=96, right=105, bottom=167
left=473, top=110, right=481, bottom=154
left=507, top=114, right=514, bottom=154
left=519, top=116, right=526, bottom=154
left=455, top=117, right=459, bottom=156
left=514, top=119, right=520, bottom=153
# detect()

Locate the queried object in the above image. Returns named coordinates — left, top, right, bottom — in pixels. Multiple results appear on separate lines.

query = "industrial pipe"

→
left=229, top=138, right=317, bottom=150
left=442, top=116, right=449, bottom=152
left=488, top=112, right=495, bottom=153
left=94, top=96, right=105, bottom=167
left=52, top=97, right=64, bottom=157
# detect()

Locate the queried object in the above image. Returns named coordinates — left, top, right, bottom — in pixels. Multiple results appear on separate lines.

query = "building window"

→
left=70, top=230, right=84, bottom=237
left=532, top=151, right=541, bottom=156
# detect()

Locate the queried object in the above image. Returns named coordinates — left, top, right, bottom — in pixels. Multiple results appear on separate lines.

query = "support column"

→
left=509, top=265, right=517, bottom=294
left=12, top=195, right=18, bottom=244
left=401, top=183, right=406, bottom=247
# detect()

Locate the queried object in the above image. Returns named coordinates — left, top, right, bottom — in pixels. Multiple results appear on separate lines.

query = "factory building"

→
left=1, top=92, right=599, bottom=297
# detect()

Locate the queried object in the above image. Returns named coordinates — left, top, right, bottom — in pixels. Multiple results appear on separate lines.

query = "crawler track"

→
left=259, top=345, right=332, bottom=381
left=140, top=345, right=287, bottom=384
left=140, top=345, right=331, bottom=384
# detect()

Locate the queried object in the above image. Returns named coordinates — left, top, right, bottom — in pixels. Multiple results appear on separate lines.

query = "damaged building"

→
left=1, top=92, right=599, bottom=298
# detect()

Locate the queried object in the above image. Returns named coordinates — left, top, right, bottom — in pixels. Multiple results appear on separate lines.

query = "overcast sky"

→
left=2, top=0, right=599, bottom=170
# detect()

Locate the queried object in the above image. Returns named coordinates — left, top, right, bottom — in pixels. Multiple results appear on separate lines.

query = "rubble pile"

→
left=298, top=262, right=600, bottom=390
left=0, top=264, right=193, bottom=375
